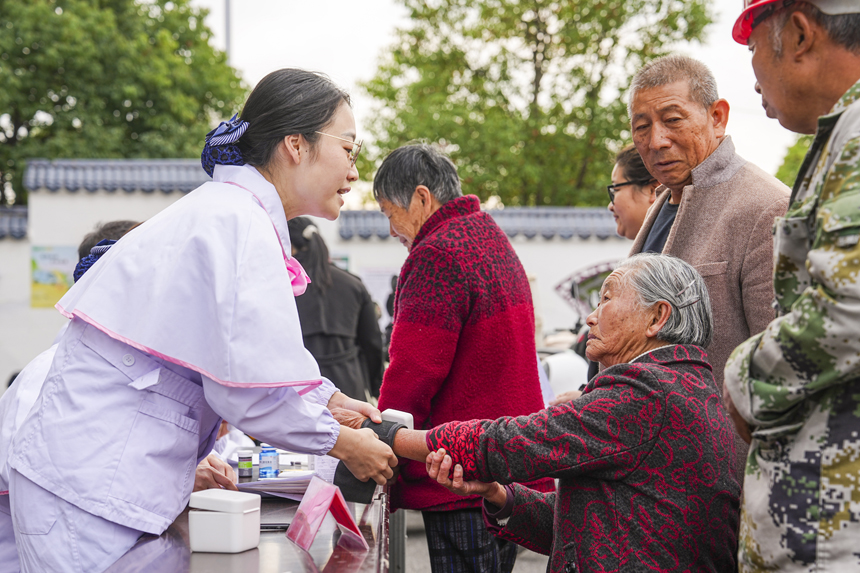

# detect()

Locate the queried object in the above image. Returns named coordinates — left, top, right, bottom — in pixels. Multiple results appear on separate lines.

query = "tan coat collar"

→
left=630, top=136, right=746, bottom=254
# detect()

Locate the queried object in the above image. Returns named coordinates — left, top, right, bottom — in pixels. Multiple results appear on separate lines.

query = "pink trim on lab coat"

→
left=54, top=305, right=321, bottom=395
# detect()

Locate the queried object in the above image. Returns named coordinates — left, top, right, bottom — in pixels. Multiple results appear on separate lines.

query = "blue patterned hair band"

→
left=73, top=239, right=117, bottom=282
left=201, top=114, right=250, bottom=177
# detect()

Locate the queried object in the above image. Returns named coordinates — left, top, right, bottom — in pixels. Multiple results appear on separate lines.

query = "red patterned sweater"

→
left=378, top=195, right=552, bottom=511
left=427, top=345, right=741, bottom=573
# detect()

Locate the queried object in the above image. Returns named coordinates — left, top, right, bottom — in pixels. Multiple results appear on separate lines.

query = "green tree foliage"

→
left=0, top=0, right=246, bottom=204
left=360, top=0, right=713, bottom=206
left=775, top=134, right=812, bottom=188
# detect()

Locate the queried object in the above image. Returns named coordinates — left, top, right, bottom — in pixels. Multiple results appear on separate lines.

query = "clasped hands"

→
left=327, top=393, right=398, bottom=486
left=425, top=449, right=507, bottom=508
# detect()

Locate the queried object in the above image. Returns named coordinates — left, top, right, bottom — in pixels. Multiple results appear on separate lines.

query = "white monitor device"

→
left=381, top=408, right=414, bottom=430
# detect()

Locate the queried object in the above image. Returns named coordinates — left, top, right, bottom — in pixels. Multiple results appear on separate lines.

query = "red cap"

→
left=732, top=0, right=785, bottom=45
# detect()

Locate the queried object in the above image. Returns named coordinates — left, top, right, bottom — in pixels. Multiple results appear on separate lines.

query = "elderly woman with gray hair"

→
left=336, top=253, right=740, bottom=573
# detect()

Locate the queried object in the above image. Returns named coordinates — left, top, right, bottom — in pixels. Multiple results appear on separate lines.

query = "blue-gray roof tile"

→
left=24, top=159, right=210, bottom=194
left=339, top=207, right=619, bottom=241
left=0, top=206, right=28, bottom=240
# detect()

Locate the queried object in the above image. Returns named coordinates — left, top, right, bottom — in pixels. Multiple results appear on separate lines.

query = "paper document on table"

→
left=237, top=470, right=315, bottom=496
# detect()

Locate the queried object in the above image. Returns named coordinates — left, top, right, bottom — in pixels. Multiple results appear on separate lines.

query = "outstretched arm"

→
left=337, top=365, right=666, bottom=485
left=423, top=368, right=667, bottom=485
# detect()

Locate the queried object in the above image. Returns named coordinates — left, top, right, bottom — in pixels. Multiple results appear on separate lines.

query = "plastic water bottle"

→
left=259, top=444, right=279, bottom=478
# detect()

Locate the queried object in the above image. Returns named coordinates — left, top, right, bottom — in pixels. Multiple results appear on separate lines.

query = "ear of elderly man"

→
left=625, top=54, right=791, bottom=482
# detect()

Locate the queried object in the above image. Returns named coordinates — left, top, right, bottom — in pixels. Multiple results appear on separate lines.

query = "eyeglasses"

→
left=314, top=131, right=363, bottom=167
left=607, top=179, right=655, bottom=204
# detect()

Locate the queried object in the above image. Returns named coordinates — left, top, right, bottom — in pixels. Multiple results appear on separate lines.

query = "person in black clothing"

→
left=288, top=217, right=384, bottom=401
left=383, top=275, right=397, bottom=363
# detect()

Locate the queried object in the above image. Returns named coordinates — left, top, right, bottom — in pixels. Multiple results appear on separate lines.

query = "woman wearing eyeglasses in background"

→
left=7, top=69, right=397, bottom=573
left=607, top=143, right=658, bottom=240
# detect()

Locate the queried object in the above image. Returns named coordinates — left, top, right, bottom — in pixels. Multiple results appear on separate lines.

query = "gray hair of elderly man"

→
left=766, top=2, right=860, bottom=56
left=616, top=253, right=714, bottom=349
left=373, top=143, right=463, bottom=209
left=627, top=55, right=719, bottom=118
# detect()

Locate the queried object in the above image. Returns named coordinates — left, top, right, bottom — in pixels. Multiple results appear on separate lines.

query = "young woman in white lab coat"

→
left=7, top=69, right=396, bottom=573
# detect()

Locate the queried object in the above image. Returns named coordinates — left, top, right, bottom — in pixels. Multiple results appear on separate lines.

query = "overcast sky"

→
left=191, top=0, right=797, bottom=180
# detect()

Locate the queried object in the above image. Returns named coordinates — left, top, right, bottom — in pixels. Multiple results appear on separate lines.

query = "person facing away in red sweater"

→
left=373, top=143, right=552, bottom=573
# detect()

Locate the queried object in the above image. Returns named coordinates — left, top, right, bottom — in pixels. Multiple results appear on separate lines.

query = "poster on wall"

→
left=31, top=246, right=77, bottom=308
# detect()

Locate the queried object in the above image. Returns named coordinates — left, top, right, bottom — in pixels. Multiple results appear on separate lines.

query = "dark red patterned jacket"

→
left=378, top=195, right=551, bottom=511
left=427, top=345, right=740, bottom=572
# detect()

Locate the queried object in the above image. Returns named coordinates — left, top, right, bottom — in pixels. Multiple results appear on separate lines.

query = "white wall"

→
left=510, top=235, right=631, bottom=332
left=1, top=192, right=630, bottom=397
left=28, top=190, right=181, bottom=245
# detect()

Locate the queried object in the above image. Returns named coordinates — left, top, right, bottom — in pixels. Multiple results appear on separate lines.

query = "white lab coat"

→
left=7, top=164, right=343, bottom=572
left=0, top=346, right=57, bottom=494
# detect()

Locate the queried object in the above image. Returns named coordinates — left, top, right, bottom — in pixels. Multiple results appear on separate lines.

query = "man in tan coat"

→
left=627, top=55, right=789, bottom=479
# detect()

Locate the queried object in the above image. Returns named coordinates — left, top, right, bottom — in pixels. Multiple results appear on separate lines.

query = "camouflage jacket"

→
left=724, top=79, right=860, bottom=571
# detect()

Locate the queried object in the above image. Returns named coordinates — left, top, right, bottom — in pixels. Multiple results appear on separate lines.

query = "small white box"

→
left=188, top=489, right=261, bottom=553
left=382, top=408, right=414, bottom=430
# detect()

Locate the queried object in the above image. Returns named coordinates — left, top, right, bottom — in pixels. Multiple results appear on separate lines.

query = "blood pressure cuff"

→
left=360, top=418, right=406, bottom=447
left=333, top=419, right=406, bottom=504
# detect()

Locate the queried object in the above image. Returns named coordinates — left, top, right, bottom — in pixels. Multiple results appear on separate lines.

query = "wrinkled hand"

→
left=425, top=449, right=504, bottom=505
left=194, top=454, right=238, bottom=492
left=331, top=407, right=368, bottom=430
left=330, top=427, right=398, bottom=486
left=549, top=389, right=582, bottom=406
left=327, top=391, right=382, bottom=423
left=723, top=390, right=752, bottom=444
